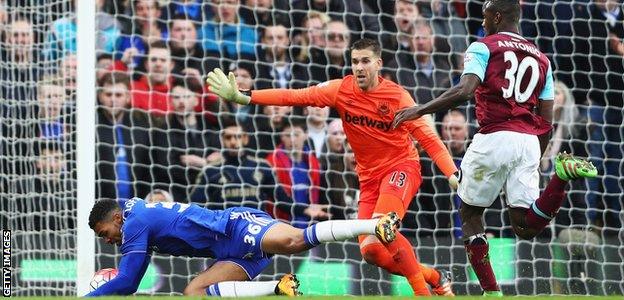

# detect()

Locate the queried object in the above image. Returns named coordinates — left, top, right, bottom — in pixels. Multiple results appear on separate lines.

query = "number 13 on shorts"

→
left=388, top=171, right=407, bottom=187
left=380, top=163, right=422, bottom=203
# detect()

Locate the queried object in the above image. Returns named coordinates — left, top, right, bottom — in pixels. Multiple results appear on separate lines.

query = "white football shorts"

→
left=458, top=130, right=540, bottom=208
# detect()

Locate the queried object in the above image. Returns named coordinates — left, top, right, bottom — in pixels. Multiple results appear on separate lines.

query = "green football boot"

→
left=554, top=152, right=598, bottom=181
left=483, top=290, right=504, bottom=297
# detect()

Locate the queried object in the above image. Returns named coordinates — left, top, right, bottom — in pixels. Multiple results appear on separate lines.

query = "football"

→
left=89, top=268, right=119, bottom=291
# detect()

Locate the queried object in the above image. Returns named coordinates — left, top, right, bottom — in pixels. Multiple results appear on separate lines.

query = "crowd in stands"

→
left=1, top=0, right=623, bottom=243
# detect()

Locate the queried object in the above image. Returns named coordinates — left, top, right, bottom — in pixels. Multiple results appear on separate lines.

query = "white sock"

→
left=207, top=280, right=279, bottom=297
left=303, top=219, right=378, bottom=246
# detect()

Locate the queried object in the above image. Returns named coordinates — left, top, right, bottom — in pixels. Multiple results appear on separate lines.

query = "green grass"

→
left=11, top=297, right=624, bottom=299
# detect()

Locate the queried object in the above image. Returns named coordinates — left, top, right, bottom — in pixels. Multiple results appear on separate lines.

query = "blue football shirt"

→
left=119, top=198, right=234, bottom=258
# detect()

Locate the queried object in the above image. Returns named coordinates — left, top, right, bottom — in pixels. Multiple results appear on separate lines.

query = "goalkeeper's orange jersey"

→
left=251, top=75, right=457, bottom=182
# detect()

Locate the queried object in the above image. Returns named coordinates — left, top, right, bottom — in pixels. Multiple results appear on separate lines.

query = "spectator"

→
left=96, top=0, right=121, bottom=54
left=395, top=0, right=421, bottom=39
left=309, top=20, right=351, bottom=83
left=152, top=77, right=220, bottom=202
left=42, top=3, right=76, bottom=61
left=96, top=53, right=114, bottom=82
left=387, top=21, right=453, bottom=112
left=160, top=0, right=212, bottom=23
left=440, top=109, right=469, bottom=238
left=60, top=54, right=77, bottom=97
left=600, top=0, right=624, bottom=114
left=466, top=0, right=486, bottom=39
left=32, top=140, right=69, bottom=186
left=251, top=105, right=293, bottom=157
left=218, top=62, right=257, bottom=127
left=583, top=0, right=624, bottom=236
left=418, top=0, right=468, bottom=69
left=190, top=120, right=328, bottom=221
left=606, top=0, right=624, bottom=57
left=167, top=14, right=206, bottom=77
left=239, top=0, right=290, bottom=28
left=380, top=0, right=422, bottom=62
left=291, top=0, right=380, bottom=41
left=267, top=120, right=325, bottom=228
left=96, top=72, right=152, bottom=200
left=305, top=106, right=330, bottom=158
left=441, top=109, right=469, bottom=158
left=1, top=16, right=41, bottom=104
left=541, top=81, right=585, bottom=173
left=202, top=0, right=257, bottom=61
left=36, top=76, right=69, bottom=140
left=540, top=83, right=604, bottom=294
left=520, top=0, right=555, bottom=55
left=0, top=1, right=5, bottom=29
left=0, top=16, right=42, bottom=186
left=292, top=11, right=330, bottom=64
left=319, top=119, right=358, bottom=220
left=120, top=40, right=175, bottom=115
left=145, top=189, right=175, bottom=204
left=255, top=24, right=307, bottom=89
left=115, top=0, right=168, bottom=68
left=13, top=140, right=75, bottom=231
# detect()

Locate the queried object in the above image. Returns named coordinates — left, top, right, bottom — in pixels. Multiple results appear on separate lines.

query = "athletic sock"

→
left=385, top=233, right=430, bottom=295
left=464, top=234, right=499, bottom=292
left=205, top=280, right=279, bottom=297
left=420, top=265, right=441, bottom=287
left=526, top=175, right=567, bottom=231
left=360, top=242, right=402, bottom=275
left=303, top=219, right=378, bottom=248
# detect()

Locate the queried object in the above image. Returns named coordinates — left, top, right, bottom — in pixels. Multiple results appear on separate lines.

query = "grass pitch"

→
left=11, top=296, right=624, bottom=299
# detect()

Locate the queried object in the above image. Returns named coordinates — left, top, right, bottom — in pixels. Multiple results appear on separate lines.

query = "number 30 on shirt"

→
left=501, top=51, right=539, bottom=103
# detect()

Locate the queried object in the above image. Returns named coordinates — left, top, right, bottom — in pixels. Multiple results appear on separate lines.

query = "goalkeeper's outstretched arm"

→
left=85, top=252, right=150, bottom=297
left=206, top=68, right=339, bottom=108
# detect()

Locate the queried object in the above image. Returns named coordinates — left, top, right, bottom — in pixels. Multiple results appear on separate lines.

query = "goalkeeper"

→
left=86, top=198, right=399, bottom=297
left=206, top=38, right=458, bottom=296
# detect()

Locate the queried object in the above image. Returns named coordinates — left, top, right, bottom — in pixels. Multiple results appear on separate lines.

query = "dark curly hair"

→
left=486, top=0, right=521, bottom=25
left=88, top=199, right=120, bottom=230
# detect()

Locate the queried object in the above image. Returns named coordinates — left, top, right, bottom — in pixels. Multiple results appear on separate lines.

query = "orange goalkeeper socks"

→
left=420, top=264, right=441, bottom=287
left=386, top=233, right=431, bottom=295
left=361, top=241, right=441, bottom=288
left=360, top=242, right=402, bottom=275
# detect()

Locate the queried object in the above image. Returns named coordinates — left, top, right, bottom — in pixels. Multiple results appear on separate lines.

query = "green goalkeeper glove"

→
left=206, top=68, right=251, bottom=105
left=448, top=171, right=460, bottom=190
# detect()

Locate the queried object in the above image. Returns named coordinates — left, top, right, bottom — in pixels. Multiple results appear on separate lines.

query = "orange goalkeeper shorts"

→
left=357, top=159, right=422, bottom=219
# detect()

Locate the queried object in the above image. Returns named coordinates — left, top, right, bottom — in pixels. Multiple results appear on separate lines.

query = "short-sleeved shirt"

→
left=120, top=198, right=234, bottom=258
left=462, top=31, right=554, bottom=135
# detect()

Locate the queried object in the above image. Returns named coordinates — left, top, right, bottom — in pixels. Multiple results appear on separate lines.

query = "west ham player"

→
left=207, top=38, right=458, bottom=296
left=392, top=0, right=597, bottom=295
left=86, top=198, right=399, bottom=297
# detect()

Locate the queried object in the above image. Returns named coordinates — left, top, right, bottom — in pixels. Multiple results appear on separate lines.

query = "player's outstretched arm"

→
left=206, top=68, right=339, bottom=108
left=392, top=74, right=481, bottom=129
left=85, top=252, right=150, bottom=297
left=205, top=68, right=251, bottom=105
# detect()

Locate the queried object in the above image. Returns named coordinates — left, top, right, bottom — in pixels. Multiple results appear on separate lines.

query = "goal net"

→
left=0, top=0, right=78, bottom=296
left=2, top=0, right=623, bottom=296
